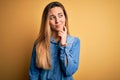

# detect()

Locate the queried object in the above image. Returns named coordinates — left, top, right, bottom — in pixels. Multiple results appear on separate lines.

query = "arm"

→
left=60, top=38, right=80, bottom=76
left=29, top=44, right=40, bottom=80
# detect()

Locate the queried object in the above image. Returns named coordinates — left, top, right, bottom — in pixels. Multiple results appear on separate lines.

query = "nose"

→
left=55, top=17, right=59, bottom=24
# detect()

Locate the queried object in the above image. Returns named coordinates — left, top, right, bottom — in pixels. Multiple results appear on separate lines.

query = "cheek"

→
left=62, top=17, right=66, bottom=22
left=62, top=18, right=66, bottom=25
left=49, top=21, right=55, bottom=26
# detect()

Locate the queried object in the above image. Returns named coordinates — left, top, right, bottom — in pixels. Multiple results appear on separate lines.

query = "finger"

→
left=58, top=31, right=63, bottom=35
left=58, top=31, right=64, bottom=34
left=58, top=32, right=63, bottom=36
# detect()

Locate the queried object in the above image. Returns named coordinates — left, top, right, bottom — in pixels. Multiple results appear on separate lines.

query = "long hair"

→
left=35, top=1, right=69, bottom=69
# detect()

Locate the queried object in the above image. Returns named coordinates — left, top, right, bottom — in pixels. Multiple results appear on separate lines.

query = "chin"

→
left=56, top=28, right=63, bottom=31
left=54, top=29, right=60, bottom=32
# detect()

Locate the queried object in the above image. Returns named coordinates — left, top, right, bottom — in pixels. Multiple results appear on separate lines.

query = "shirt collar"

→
left=50, top=35, right=70, bottom=43
left=50, top=36, right=57, bottom=43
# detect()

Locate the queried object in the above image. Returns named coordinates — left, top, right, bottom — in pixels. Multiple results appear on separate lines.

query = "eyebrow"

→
left=58, top=12, right=63, bottom=15
left=49, top=12, right=63, bottom=16
left=49, top=15, right=54, bottom=17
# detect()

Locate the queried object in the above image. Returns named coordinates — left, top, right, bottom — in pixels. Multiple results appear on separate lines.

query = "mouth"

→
left=55, top=24, right=61, bottom=28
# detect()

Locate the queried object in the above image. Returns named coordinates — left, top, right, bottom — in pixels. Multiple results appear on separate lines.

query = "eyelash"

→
left=49, top=14, right=63, bottom=20
left=50, top=16, right=55, bottom=20
left=59, top=14, right=63, bottom=18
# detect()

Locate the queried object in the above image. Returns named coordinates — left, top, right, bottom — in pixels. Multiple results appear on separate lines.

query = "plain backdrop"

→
left=0, top=0, right=120, bottom=80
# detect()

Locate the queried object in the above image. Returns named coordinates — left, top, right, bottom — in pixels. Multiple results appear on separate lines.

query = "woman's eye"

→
left=49, top=16, right=55, bottom=20
left=59, top=14, right=63, bottom=18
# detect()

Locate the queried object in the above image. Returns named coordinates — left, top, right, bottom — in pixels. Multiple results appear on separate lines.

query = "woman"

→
left=29, top=1, right=80, bottom=80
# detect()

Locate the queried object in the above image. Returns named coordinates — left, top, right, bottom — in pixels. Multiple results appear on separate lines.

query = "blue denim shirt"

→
left=29, top=35, right=80, bottom=80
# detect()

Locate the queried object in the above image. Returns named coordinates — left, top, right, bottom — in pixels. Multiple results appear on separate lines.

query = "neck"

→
left=51, top=31, right=60, bottom=42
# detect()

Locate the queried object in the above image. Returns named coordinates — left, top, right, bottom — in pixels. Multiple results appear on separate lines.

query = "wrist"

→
left=60, top=43, right=67, bottom=47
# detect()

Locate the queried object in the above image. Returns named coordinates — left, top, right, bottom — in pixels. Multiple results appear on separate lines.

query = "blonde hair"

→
left=35, top=1, right=69, bottom=69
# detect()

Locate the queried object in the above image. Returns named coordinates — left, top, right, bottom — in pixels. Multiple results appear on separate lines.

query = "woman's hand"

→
left=58, top=26, right=67, bottom=46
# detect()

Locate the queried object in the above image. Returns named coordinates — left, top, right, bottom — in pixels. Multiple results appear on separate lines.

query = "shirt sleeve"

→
left=29, top=44, right=40, bottom=80
left=59, top=37, right=80, bottom=76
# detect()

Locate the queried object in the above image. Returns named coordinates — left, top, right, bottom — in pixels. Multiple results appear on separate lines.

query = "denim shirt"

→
left=29, top=35, right=80, bottom=80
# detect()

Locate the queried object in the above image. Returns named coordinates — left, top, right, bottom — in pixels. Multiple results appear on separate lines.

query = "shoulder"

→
left=66, top=35, right=80, bottom=50
left=67, top=35, right=80, bottom=43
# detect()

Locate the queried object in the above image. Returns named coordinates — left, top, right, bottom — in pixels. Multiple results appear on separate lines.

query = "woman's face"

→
left=48, top=7, right=66, bottom=32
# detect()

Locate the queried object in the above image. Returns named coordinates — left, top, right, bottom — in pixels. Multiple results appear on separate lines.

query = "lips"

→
left=55, top=24, right=61, bottom=28
left=56, top=25, right=60, bottom=27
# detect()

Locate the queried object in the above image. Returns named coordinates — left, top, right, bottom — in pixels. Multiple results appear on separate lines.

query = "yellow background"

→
left=0, top=0, right=120, bottom=80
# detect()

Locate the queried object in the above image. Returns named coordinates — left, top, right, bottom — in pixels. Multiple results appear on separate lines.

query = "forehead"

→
left=48, top=7, right=64, bottom=15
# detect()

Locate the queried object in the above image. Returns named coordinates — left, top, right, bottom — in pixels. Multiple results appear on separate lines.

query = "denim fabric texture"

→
left=29, top=35, right=80, bottom=80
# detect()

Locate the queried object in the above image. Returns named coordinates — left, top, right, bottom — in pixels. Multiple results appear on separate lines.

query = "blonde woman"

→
left=29, top=1, right=80, bottom=80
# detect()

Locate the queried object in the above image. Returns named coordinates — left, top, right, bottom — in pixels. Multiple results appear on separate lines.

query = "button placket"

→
left=53, top=43, right=59, bottom=80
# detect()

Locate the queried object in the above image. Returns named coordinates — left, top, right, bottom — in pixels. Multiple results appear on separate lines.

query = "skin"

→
left=48, top=7, right=67, bottom=45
